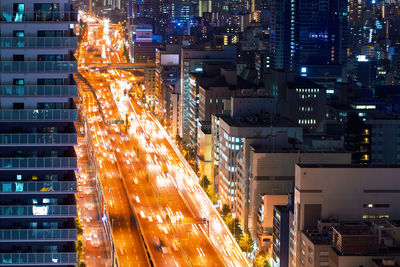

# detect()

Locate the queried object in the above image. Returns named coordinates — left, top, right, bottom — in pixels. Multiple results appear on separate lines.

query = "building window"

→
left=2, top=183, right=12, bottom=192
left=13, top=3, right=25, bottom=22
left=34, top=3, right=60, bottom=21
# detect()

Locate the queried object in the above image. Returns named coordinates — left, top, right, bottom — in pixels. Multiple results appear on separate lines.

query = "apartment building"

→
left=0, top=0, right=78, bottom=265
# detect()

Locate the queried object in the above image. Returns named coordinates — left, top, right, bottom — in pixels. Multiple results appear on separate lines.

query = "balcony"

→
left=0, top=85, right=77, bottom=97
left=0, top=109, right=77, bottom=121
left=0, top=252, right=77, bottom=265
left=0, top=181, right=77, bottom=194
left=0, top=37, right=77, bottom=49
left=0, top=133, right=77, bottom=146
left=0, top=229, right=77, bottom=242
left=0, top=157, right=77, bottom=170
left=0, top=61, right=77, bottom=73
left=0, top=11, right=78, bottom=23
left=0, top=205, right=77, bottom=218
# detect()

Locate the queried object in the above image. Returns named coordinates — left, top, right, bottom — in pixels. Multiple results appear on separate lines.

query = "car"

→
left=119, top=247, right=126, bottom=256
left=91, top=234, right=100, bottom=248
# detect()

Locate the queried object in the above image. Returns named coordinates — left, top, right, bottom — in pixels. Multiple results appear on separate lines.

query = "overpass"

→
left=85, top=62, right=155, bottom=70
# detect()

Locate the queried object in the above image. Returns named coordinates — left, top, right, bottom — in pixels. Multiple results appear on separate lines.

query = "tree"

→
left=75, top=218, right=83, bottom=235
left=221, top=204, right=231, bottom=218
left=206, top=186, right=218, bottom=203
left=199, top=175, right=210, bottom=190
left=122, top=44, right=129, bottom=62
left=224, top=214, right=242, bottom=241
left=239, top=231, right=255, bottom=256
left=254, top=251, right=270, bottom=267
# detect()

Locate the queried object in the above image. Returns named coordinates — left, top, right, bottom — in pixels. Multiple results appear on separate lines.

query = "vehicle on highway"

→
left=91, top=233, right=100, bottom=248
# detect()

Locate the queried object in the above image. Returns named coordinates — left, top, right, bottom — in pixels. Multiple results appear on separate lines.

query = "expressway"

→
left=78, top=14, right=249, bottom=267
left=77, top=20, right=150, bottom=267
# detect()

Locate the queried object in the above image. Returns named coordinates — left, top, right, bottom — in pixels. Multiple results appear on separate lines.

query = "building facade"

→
left=293, top=165, right=400, bottom=267
left=179, top=46, right=236, bottom=143
left=0, top=0, right=78, bottom=265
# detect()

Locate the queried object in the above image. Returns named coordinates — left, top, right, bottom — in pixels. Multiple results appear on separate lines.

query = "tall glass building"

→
left=0, top=0, right=78, bottom=266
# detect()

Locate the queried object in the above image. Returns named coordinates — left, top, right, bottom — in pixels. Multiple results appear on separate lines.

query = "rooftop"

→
left=333, top=224, right=375, bottom=236
left=297, top=164, right=400, bottom=168
left=302, top=230, right=331, bottom=245
left=287, top=77, right=323, bottom=89
left=217, top=113, right=299, bottom=128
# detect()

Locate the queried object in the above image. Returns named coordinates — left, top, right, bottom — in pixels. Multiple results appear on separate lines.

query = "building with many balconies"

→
left=0, top=0, right=78, bottom=265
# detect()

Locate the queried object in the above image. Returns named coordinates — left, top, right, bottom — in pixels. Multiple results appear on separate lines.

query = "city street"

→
left=75, top=137, right=111, bottom=267
left=77, top=14, right=249, bottom=267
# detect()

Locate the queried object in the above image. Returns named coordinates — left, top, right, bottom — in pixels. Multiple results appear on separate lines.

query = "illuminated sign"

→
left=353, top=105, right=376, bottom=110
left=357, top=55, right=368, bottom=62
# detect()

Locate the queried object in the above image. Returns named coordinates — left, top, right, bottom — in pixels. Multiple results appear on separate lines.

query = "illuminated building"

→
left=179, top=45, right=236, bottom=145
left=292, top=164, right=400, bottom=267
left=279, top=78, right=327, bottom=132
left=155, top=45, right=181, bottom=121
left=211, top=110, right=302, bottom=209
left=235, top=133, right=350, bottom=247
left=269, top=0, right=349, bottom=72
left=0, top=0, right=78, bottom=265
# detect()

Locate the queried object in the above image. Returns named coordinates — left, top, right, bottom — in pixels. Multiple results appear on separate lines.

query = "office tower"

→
left=271, top=205, right=292, bottom=267
left=269, top=0, right=292, bottom=71
left=155, top=45, right=181, bottom=120
left=0, top=0, right=78, bottom=265
left=179, top=45, right=236, bottom=146
left=211, top=105, right=302, bottom=209
left=270, top=0, right=349, bottom=72
left=235, top=133, right=351, bottom=243
left=278, top=77, right=327, bottom=131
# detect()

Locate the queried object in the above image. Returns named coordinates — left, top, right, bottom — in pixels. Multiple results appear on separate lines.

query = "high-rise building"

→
left=155, top=45, right=181, bottom=121
left=0, top=0, right=78, bottom=265
left=235, top=133, right=351, bottom=243
left=179, top=45, right=236, bottom=145
left=211, top=110, right=302, bottom=209
left=269, top=0, right=349, bottom=72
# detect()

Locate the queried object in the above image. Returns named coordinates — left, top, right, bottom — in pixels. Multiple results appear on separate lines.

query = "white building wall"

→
left=294, top=165, right=400, bottom=267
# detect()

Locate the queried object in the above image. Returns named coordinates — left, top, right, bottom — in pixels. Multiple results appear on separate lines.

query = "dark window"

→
left=13, top=103, right=24, bottom=109
left=13, top=55, right=24, bottom=61
left=37, top=30, right=63, bottom=37
left=37, top=79, right=63, bottom=85
left=37, top=103, right=63, bottom=109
